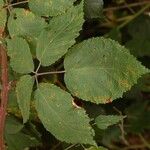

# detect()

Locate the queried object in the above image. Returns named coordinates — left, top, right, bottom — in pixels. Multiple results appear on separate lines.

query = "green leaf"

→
left=5, top=116, right=23, bottom=134
left=5, top=132, right=39, bottom=150
left=7, top=8, right=47, bottom=55
left=64, top=37, right=149, bottom=104
left=95, top=115, right=124, bottom=130
left=29, top=0, right=75, bottom=17
left=36, top=2, right=84, bottom=66
left=16, top=75, right=34, bottom=123
left=8, top=8, right=46, bottom=38
left=88, top=146, right=108, bottom=150
left=7, top=37, right=34, bottom=74
left=35, top=83, right=95, bottom=145
left=0, top=0, right=7, bottom=32
left=84, top=0, right=103, bottom=19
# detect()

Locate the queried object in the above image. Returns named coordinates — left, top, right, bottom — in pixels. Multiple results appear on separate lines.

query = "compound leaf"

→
left=95, top=115, right=124, bottom=130
left=35, top=83, right=95, bottom=145
left=16, top=75, right=34, bottom=123
left=36, top=2, right=84, bottom=66
left=64, top=37, right=149, bottom=104
left=29, top=0, right=75, bottom=17
left=7, top=37, right=34, bottom=74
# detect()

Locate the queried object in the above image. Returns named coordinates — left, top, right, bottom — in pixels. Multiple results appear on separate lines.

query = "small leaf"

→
left=7, top=8, right=47, bottom=55
left=95, top=115, right=124, bottom=130
left=36, top=2, right=84, bottom=66
left=16, top=75, right=34, bottom=123
left=29, top=0, right=75, bottom=17
left=7, top=37, right=34, bottom=74
left=8, top=8, right=46, bottom=38
left=64, top=37, right=149, bottom=104
left=84, top=0, right=103, bottom=19
left=0, top=0, right=7, bottom=34
left=35, top=83, right=95, bottom=145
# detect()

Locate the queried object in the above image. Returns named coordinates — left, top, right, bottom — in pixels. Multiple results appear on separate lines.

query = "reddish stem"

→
left=0, top=44, right=9, bottom=150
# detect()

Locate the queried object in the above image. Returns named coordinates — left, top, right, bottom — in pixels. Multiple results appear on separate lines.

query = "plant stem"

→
left=36, top=70, right=66, bottom=76
left=122, top=144, right=146, bottom=150
left=0, top=44, right=9, bottom=150
left=118, top=3, right=150, bottom=29
left=139, top=134, right=150, bottom=148
left=35, top=62, right=41, bottom=73
left=113, top=107, right=129, bottom=146
left=103, top=1, right=150, bottom=12
left=64, top=144, right=78, bottom=150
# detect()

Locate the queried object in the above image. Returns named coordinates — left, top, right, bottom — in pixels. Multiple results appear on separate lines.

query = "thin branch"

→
left=139, top=134, right=150, bottom=148
left=0, top=44, right=9, bottom=150
left=124, top=0, right=135, bottom=14
left=35, top=62, right=41, bottom=74
left=34, top=75, right=39, bottom=88
left=4, top=0, right=29, bottom=9
left=103, top=1, right=150, bottom=12
left=51, top=142, right=61, bottom=150
left=4, top=0, right=11, bottom=13
left=37, top=70, right=66, bottom=76
left=64, top=144, right=77, bottom=150
left=55, top=80, right=67, bottom=91
left=118, top=3, right=150, bottom=29
left=113, top=107, right=129, bottom=146
left=122, top=144, right=146, bottom=150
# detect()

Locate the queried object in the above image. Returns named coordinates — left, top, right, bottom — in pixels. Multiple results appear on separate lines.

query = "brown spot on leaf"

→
left=119, top=79, right=131, bottom=89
